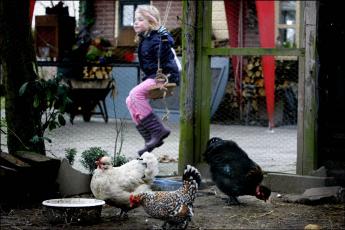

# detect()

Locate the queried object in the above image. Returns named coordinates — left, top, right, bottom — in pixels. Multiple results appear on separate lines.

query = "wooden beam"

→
left=195, top=0, right=212, bottom=164
left=178, top=0, right=197, bottom=174
left=178, top=0, right=212, bottom=174
left=297, top=1, right=318, bottom=175
left=205, top=47, right=304, bottom=57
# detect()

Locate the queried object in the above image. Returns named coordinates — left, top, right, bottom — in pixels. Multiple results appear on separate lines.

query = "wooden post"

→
left=179, top=0, right=196, bottom=174
left=178, top=0, right=212, bottom=174
left=297, top=1, right=318, bottom=175
left=195, top=1, right=212, bottom=169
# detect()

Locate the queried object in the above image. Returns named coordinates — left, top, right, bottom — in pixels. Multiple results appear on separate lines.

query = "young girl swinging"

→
left=126, top=5, right=180, bottom=156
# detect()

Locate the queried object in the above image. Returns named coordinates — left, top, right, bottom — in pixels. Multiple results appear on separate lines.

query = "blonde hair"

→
left=135, top=5, right=161, bottom=29
left=134, top=5, right=161, bottom=42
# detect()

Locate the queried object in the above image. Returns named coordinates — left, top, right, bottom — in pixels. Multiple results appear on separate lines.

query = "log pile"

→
left=82, top=66, right=113, bottom=79
left=213, top=56, right=298, bottom=125
left=242, top=56, right=265, bottom=113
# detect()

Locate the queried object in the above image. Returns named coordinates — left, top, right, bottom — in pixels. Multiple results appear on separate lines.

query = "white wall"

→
left=212, top=1, right=228, bottom=40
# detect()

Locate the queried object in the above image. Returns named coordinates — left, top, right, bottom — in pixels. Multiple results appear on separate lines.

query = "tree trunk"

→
left=0, top=0, right=45, bottom=154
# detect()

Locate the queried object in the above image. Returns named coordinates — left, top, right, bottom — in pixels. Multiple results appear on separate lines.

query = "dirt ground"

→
left=1, top=185, right=344, bottom=230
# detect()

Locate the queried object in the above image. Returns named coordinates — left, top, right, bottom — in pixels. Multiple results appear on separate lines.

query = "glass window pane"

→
left=278, top=28, right=296, bottom=48
left=279, top=1, right=296, bottom=24
left=123, top=5, right=134, bottom=26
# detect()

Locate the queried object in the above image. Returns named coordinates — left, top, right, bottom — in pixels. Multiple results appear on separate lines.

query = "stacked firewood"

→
left=242, top=56, right=265, bottom=112
left=225, top=80, right=240, bottom=109
left=82, top=66, right=113, bottom=79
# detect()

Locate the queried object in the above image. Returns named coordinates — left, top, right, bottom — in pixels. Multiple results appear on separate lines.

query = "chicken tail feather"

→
left=183, top=165, right=201, bottom=187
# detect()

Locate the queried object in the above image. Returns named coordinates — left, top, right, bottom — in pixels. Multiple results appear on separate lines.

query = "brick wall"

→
left=205, top=1, right=261, bottom=46
left=152, top=1, right=182, bottom=30
left=92, top=0, right=116, bottom=44
left=244, top=0, right=260, bottom=47
left=91, top=0, right=259, bottom=47
left=92, top=1, right=181, bottom=45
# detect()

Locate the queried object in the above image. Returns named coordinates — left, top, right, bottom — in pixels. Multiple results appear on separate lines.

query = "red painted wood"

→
left=30, top=0, right=35, bottom=22
left=255, top=0, right=276, bottom=128
left=224, top=0, right=241, bottom=95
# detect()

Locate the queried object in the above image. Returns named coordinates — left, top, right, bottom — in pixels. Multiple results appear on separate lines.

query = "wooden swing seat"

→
left=148, top=83, right=176, bottom=99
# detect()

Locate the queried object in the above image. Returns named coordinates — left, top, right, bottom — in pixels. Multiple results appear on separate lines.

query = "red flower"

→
left=123, top=52, right=135, bottom=62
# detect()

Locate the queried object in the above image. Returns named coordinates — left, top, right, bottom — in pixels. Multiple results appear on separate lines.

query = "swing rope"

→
left=153, top=1, right=174, bottom=121
left=162, top=0, right=172, bottom=26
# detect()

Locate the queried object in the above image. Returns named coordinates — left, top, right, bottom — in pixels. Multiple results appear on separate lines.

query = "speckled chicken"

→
left=90, top=152, right=158, bottom=218
left=129, top=165, right=201, bottom=229
left=204, top=137, right=271, bottom=205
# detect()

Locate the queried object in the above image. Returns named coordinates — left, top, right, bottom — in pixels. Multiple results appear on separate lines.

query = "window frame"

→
left=119, top=0, right=150, bottom=28
left=275, top=1, right=300, bottom=60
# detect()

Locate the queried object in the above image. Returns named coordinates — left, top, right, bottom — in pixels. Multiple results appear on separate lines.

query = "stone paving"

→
left=38, top=116, right=297, bottom=176
left=1, top=107, right=297, bottom=176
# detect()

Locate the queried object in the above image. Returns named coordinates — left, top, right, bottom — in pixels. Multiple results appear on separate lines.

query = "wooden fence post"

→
left=179, top=0, right=212, bottom=174
left=297, top=1, right=318, bottom=175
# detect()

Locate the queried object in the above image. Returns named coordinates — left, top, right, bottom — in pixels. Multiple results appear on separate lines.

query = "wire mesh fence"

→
left=210, top=55, right=298, bottom=174
left=209, top=0, right=299, bottom=173
left=212, top=56, right=298, bottom=127
left=0, top=55, right=298, bottom=175
left=1, top=0, right=300, bottom=175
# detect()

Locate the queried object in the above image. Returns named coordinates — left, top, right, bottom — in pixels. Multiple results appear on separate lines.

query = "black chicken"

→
left=204, top=137, right=271, bottom=205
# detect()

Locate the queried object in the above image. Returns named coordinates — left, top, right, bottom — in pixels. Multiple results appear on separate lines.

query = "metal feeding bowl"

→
left=42, top=198, right=105, bottom=225
left=152, top=178, right=182, bottom=191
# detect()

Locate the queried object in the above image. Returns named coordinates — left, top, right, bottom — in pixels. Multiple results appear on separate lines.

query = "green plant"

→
left=0, top=96, right=4, bottom=109
left=80, top=147, right=109, bottom=174
left=19, top=74, right=71, bottom=144
left=113, top=153, right=128, bottom=167
left=111, top=90, right=128, bottom=167
left=65, top=148, right=77, bottom=165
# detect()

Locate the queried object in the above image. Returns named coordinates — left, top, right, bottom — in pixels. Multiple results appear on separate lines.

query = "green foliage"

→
left=0, top=97, right=4, bottom=109
left=113, top=153, right=128, bottom=167
left=0, top=117, right=5, bottom=130
left=19, top=74, right=71, bottom=144
left=79, top=0, right=95, bottom=29
left=282, top=41, right=296, bottom=49
left=65, top=148, right=77, bottom=165
left=85, top=45, right=103, bottom=61
left=80, top=147, right=109, bottom=174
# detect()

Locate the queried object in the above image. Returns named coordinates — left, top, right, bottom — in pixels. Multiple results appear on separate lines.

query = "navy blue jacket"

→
left=137, top=27, right=180, bottom=85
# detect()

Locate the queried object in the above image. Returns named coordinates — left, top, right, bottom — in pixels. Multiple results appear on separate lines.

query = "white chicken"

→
left=90, top=152, right=159, bottom=217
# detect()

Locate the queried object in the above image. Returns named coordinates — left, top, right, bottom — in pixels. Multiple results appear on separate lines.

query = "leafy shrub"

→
left=65, top=148, right=77, bottom=165
left=80, top=147, right=109, bottom=173
left=19, top=74, right=71, bottom=144
left=113, top=153, right=128, bottom=167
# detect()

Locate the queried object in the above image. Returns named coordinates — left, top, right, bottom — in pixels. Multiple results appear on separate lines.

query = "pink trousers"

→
left=126, top=78, right=157, bottom=125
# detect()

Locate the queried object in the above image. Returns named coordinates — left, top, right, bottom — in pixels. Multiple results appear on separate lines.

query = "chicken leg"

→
left=222, top=196, right=241, bottom=205
left=117, top=209, right=129, bottom=219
